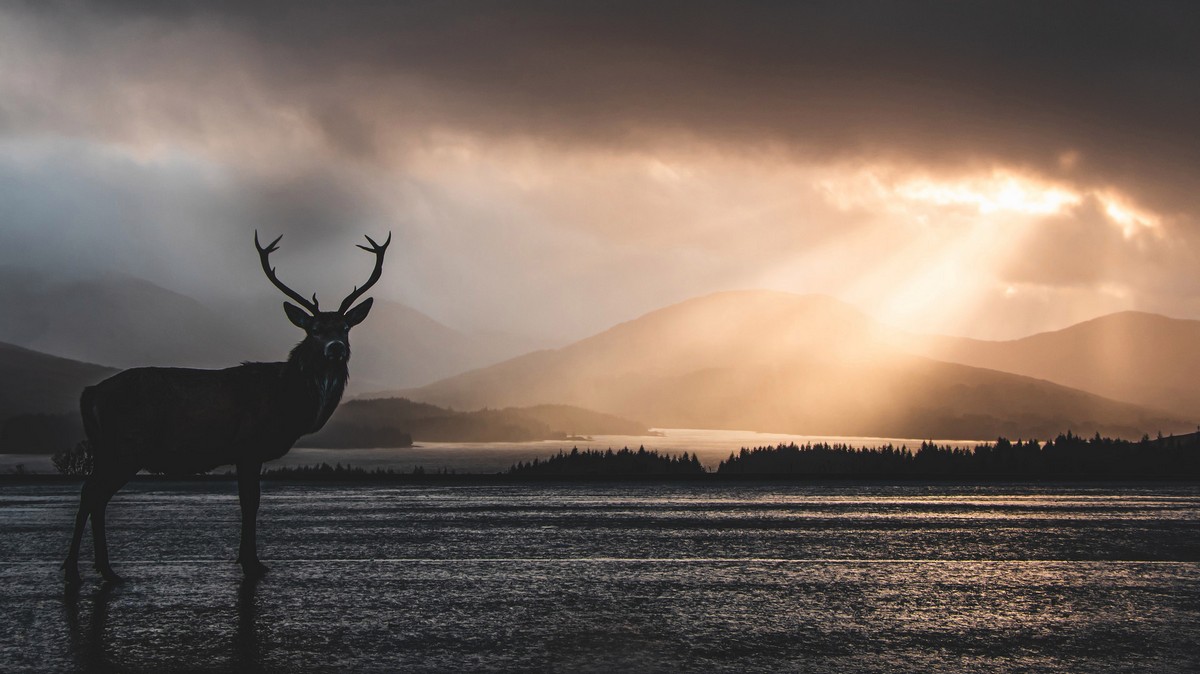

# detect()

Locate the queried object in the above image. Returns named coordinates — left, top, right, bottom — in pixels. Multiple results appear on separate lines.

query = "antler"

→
left=338, top=232, right=391, bottom=314
left=255, top=231, right=320, bottom=314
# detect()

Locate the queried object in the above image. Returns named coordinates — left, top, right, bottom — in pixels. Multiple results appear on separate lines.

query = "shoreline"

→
left=6, top=473, right=1200, bottom=485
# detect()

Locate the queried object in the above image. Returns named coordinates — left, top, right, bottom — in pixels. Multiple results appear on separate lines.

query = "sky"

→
left=2, top=1, right=1200, bottom=344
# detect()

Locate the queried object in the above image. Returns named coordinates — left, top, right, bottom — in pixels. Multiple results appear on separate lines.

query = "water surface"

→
left=2, top=482, right=1197, bottom=672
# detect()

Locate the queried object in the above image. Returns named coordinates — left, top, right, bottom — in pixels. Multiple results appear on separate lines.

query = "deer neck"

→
left=285, top=341, right=349, bottom=433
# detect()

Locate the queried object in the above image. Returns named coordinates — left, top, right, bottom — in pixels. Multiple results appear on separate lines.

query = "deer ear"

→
left=283, top=302, right=313, bottom=330
left=344, top=297, right=373, bottom=327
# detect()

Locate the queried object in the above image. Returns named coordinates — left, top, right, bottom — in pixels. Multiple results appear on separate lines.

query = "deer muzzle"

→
left=324, top=341, right=348, bottom=362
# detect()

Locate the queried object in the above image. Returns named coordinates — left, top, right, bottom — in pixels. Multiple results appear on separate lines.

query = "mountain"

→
left=0, top=341, right=117, bottom=454
left=0, top=267, right=540, bottom=392
left=229, top=296, right=546, bottom=392
left=400, top=291, right=1189, bottom=440
left=0, top=341, right=115, bottom=420
left=0, top=267, right=246, bottom=369
left=907, top=311, right=1200, bottom=421
left=339, top=299, right=545, bottom=393
left=300, top=398, right=649, bottom=447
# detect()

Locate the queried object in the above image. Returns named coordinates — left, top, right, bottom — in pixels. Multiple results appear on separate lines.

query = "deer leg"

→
left=236, top=463, right=268, bottom=578
left=90, top=472, right=131, bottom=583
left=91, top=500, right=119, bottom=583
left=62, top=480, right=94, bottom=584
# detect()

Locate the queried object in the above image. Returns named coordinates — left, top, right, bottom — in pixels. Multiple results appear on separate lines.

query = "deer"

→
left=62, top=231, right=389, bottom=584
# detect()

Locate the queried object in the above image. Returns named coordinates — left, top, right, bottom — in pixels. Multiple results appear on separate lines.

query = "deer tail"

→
left=79, top=386, right=102, bottom=466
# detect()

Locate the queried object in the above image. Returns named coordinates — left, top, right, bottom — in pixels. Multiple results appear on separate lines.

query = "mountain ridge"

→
left=0, top=341, right=115, bottom=420
left=0, top=267, right=541, bottom=392
left=907, top=309, right=1200, bottom=420
left=7, top=283, right=1198, bottom=445
left=392, top=290, right=1191, bottom=440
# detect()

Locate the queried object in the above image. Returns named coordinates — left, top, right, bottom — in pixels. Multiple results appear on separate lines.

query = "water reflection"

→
left=63, top=582, right=119, bottom=673
left=27, top=483, right=1200, bottom=672
left=61, top=577, right=267, bottom=673
left=234, top=576, right=263, bottom=672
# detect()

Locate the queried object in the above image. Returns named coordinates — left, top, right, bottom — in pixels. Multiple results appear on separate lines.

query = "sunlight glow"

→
left=895, top=173, right=1081, bottom=216
left=400, top=140, right=1173, bottom=343
left=1096, top=190, right=1161, bottom=239
left=796, top=167, right=1087, bottom=337
left=792, top=164, right=1172, bottom=338
left=850, top=218, right=1020, bottom=335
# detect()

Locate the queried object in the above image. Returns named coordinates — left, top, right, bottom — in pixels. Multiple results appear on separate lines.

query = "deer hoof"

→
left=241, top=559, right=270, bottom=578
left=96, top=564, right=124, bottom=584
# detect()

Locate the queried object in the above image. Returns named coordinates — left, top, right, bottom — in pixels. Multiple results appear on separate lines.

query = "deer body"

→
left=63, top=232, right=387, bottom=583
left=81, top=359, right=342, bottom=475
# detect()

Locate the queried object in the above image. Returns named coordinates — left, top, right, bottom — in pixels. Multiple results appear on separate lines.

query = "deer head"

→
left=254, top=231, right=390, bottom=364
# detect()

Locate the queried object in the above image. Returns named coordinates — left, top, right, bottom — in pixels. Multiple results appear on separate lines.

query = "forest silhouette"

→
left=510, top=446, right=704, bottom=477
left=715, top=432, right=1200, bottom=478
left=43, top=431, right=1196, bottom=482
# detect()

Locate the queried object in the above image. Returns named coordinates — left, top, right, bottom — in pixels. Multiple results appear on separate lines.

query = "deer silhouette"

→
left=62, top=231, right=389, bottom=583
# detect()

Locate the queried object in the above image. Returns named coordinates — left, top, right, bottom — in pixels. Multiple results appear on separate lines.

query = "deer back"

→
left=86, top=362, right=320, bottom=475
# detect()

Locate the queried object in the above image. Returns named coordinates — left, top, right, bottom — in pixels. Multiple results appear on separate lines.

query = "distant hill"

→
left=906, top=311, right=1200, bottom=421
left=0, top=345, right=647, bottom=451
left=402, top=291, right=1189, bottom=440
left=0, top=267, right=541, bottom=392
left=0, top=341, right=114, bottom=421
left=301, top=398, right=649, bottom=447
left=337, top=299, right=545, bottom=393
left=0, top=341, right=116, bottom=454
left=0, top=267, right=246, bottom=369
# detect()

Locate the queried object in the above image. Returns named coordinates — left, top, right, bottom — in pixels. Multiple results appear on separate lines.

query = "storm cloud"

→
left=2, top=1, right=1199, bottom=342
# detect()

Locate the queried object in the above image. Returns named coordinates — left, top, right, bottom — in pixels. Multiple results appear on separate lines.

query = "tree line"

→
left=716, top=431, right=1200, bottom=478
left=509, top=446, right=704, bottom=477
left=44, top=431, right=1200, bottom=479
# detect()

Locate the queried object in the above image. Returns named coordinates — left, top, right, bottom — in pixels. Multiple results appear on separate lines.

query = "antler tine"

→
left=254, top=230, right=320, bottom=314
left=338, top=232, right=391, bottom=314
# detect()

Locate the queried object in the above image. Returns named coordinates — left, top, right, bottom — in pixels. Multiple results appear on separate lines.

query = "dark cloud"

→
left=0, top=141, right=393, bottom=303
left=244, top=173, right=379, bottom=245
left=4, top=1, right=1200, bottom=345
left=5, top=1, right=1199, bottom=214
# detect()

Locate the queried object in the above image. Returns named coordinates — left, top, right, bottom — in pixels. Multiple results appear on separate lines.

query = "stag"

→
left=62, top=231, right=390, bottom=583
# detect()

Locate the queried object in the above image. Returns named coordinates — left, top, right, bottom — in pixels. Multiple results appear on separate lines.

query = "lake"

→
left=1, top=481, right=1198, bottom=672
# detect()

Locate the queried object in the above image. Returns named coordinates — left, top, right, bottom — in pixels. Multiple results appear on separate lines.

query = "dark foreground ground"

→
left=2, top=481, right=1199, bottom=673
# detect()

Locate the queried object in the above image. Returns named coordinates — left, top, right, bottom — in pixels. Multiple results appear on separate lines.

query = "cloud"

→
left=1001, top=198, right=1143, bottom=288
left=5, top=3, right=1199, bottom=201
left=0, top=138, right=393, bottom=304
left=2, top=1, right=1199, bottom=343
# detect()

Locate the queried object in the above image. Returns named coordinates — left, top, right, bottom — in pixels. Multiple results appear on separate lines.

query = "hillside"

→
left=906, top=311, right=1200, bottom=421
left=301, top=398, right=649, bottom=447
left=0, top=267, right=248, bottom=369
left=0, top=341, right=114, bottom=421
left=0, top=267, right=540, bottom=392
left=0, top=341, right=116, bottom=454
left=401, top=291, right=1190, bottom=440
left=334, top=299, right=543, bottom=392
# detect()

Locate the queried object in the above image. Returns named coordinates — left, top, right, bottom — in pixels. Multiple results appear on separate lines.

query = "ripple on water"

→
left=1, top=482, right=1198, bottom=673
